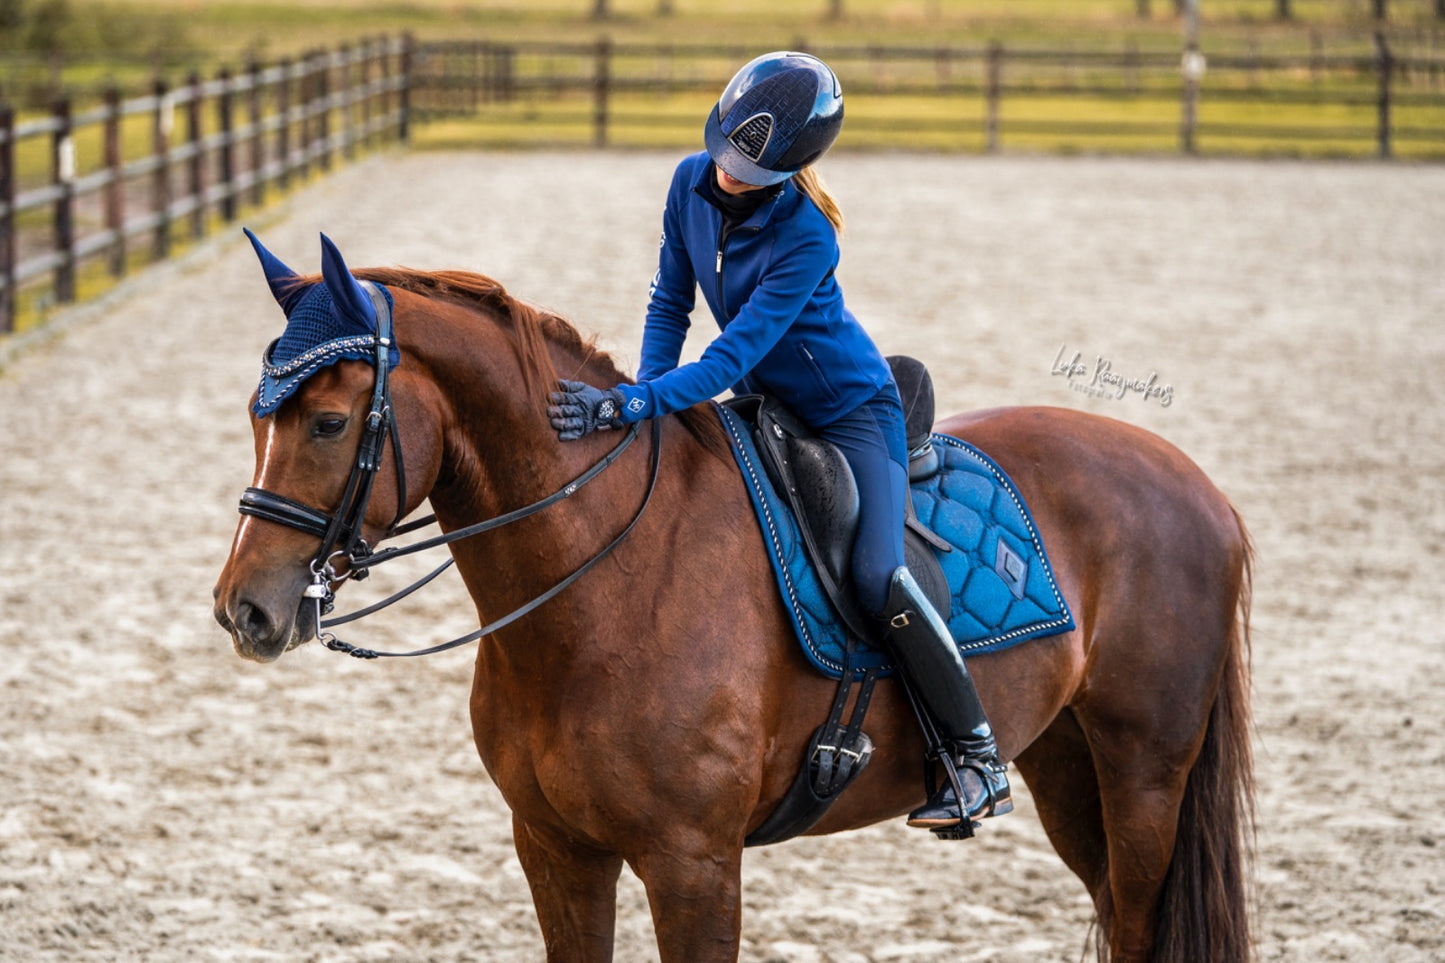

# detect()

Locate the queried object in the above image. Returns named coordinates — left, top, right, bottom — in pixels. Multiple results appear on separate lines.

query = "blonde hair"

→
left=793, top=166, right=844, bottom=235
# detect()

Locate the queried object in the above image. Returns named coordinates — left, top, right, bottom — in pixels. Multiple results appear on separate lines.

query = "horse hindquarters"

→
left=945, top=407, right=1254, bottom=962
left=1073, top=500, right=1255, bottom=963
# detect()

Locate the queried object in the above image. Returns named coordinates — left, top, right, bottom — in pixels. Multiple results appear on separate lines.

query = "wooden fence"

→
left=406, top=36, right=1445, bottom=159
left=4, top=32, right=1444, bottom=334
left=0, top=37, right=411, bottom=334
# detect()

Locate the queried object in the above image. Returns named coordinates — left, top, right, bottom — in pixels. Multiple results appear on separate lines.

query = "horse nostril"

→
left=235, top=599, right=275, bottom=642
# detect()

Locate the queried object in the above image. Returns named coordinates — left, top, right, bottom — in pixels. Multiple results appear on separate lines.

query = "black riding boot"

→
left=882, top=566, right=1013, bottom=830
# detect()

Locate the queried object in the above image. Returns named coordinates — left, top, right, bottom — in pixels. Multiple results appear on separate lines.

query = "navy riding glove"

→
left=548, top=380, right=627, bottom=441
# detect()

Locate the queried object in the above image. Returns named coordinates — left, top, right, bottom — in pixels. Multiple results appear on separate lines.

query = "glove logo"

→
left=598, top=399, right=618, bottom=420
left=627, top=398, right=646, bottom=413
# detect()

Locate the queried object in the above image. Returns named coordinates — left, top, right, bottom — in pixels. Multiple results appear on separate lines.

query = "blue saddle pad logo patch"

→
left=716, top=404, right=1074, bottom=679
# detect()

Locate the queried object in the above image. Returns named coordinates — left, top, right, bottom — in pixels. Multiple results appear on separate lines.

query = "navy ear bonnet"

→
left=245, top=229, right=398, bottom=418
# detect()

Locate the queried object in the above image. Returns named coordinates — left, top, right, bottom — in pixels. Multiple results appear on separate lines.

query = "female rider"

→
left=547, top=51, right=1010, bottom=832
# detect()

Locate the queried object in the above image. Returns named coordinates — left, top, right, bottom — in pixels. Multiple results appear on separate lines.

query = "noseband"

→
left=236, top=283, right=660, bottom=659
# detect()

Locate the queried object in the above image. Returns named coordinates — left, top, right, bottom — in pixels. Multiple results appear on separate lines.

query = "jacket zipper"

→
left=715, top=221, right=730, bottom=317
left=716, top=221, right=761, bottom=319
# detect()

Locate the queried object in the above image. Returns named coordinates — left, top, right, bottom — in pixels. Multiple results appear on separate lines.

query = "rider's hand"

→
left=548, top=380, right=626, bottom=441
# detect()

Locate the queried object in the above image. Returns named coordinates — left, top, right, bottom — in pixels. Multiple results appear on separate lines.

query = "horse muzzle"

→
left=213, top=591, right=317, bottom=664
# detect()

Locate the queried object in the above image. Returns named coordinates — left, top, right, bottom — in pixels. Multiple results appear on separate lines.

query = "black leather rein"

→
left=236, top=284, right=662, bottom=659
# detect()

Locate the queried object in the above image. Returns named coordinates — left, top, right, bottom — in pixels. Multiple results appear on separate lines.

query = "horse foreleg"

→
left=631, top=839, right=744, bottom=963
left=513, top=815, right=625, bottom=962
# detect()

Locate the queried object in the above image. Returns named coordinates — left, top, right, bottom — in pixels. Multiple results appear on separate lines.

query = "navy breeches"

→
left=816, top=383, right=909, bottom=617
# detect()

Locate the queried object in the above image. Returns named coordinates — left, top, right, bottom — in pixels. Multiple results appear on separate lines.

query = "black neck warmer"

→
left=703, top=164, right=784, bottom=228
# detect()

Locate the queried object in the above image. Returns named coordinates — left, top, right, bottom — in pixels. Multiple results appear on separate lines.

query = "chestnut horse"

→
left=213, top=246, right=1254, bottom=962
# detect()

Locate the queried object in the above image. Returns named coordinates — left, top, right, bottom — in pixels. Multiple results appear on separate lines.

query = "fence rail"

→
left=3, top=32, right=1443, bottom=335
left=0, top=38, right=411, bottom=334
left=407, top=36, right=1445, bottom=158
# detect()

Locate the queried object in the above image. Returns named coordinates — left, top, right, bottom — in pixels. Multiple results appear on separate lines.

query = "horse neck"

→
left=404, top=298, right=642, bottom=609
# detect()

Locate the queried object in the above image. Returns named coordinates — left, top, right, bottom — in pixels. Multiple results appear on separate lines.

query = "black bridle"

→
left=236, top=283, right=661, bottom=659
left=240, top=282, right=407, bottom=585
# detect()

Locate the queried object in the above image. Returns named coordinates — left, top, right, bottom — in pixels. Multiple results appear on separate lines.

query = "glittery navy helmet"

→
left=703, top=51, right=844, bottom=188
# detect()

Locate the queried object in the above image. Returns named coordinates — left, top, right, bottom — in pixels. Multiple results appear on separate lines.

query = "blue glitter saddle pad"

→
left=716, top=403, right=1074, bottom=679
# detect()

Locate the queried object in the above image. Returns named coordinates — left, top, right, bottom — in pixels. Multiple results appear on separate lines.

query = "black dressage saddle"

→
left=724, top=354, right=953, bottom=648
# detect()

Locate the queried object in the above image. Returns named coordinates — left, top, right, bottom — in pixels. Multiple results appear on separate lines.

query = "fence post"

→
left=594, top=36, right=611, bottom=148
left=318, top=50, right=334, bottom=172
left=378, top=41, right=393, bottom=138
left=500, top=45, right=515, bottom=102
left=357, top=39, right=372, bottom=148
left=985, top=42, right=1002, bottom=153
left=277, top=58, right=292, bottom=190
left=103, top=85, right=126, bottom=278
left=219, top=67, right=238, bottom=222
left=339, top=44, right=356, bottom=161
left=248, top=57, right=265, bottom=206
left=185, top=71, right=204, bottom=239
left=152, top=78, right=172, bottom=260
left=1180, top=0, right=1203, bottom=155
left=297, top=54, right=313, bottom=181
left=51, top=97, right=76, bottom=304
left=1180, top=44, right=1203, bottom=154
left=470, top=40, right=482, bottom=113
left=1375, top=31, right=1393, bottom=158
left=0, top=105, right=15, bottom=333
left=400, top=33, right=415, bottom=143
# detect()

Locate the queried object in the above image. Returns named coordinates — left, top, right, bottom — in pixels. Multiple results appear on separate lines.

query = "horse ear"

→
left=243, top=227, right=307, bottom=314
left=319, top=233, right=378, bottom=334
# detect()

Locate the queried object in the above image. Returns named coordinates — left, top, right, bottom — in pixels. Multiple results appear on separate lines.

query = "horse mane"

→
left=346, top=266, right=731, bottom=460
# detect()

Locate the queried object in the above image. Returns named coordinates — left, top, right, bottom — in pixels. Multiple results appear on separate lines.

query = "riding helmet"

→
left=704, top=51, right=844, bottom=188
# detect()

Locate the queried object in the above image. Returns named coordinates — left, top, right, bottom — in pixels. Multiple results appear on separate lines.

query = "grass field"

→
left=5, top=0, right=1444, bottom=77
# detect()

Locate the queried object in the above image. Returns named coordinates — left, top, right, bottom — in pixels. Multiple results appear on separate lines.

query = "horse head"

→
left=213, top=231, right=435, bottom=663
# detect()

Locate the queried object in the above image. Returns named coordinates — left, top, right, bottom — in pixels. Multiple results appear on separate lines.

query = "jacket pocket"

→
left=796, top=341, right=840, bottom=405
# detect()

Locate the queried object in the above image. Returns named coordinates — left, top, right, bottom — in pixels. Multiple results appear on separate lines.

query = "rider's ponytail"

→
left=793, top=167, right=844, bottom=236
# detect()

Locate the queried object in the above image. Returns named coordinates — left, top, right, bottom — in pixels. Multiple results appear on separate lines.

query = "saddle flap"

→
left=754, top=398, right=861, bottom=603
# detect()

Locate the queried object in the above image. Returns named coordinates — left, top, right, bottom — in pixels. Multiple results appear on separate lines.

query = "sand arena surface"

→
left=0, top=151, right=1442, bottom=961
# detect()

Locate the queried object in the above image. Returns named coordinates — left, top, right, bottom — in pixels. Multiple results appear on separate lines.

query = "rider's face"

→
left=716, top=166, right=763, bottom=196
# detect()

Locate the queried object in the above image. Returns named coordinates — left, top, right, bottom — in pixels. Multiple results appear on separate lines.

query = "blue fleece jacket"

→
left=613, top=152, right=893, bottom=428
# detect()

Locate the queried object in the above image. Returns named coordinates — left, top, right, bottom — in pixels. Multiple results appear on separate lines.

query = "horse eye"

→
left=314, top=417, right=348, bottom=438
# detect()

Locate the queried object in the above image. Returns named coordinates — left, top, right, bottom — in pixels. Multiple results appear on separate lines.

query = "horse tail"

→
left=1151, top=502, right=1256, bottom=962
